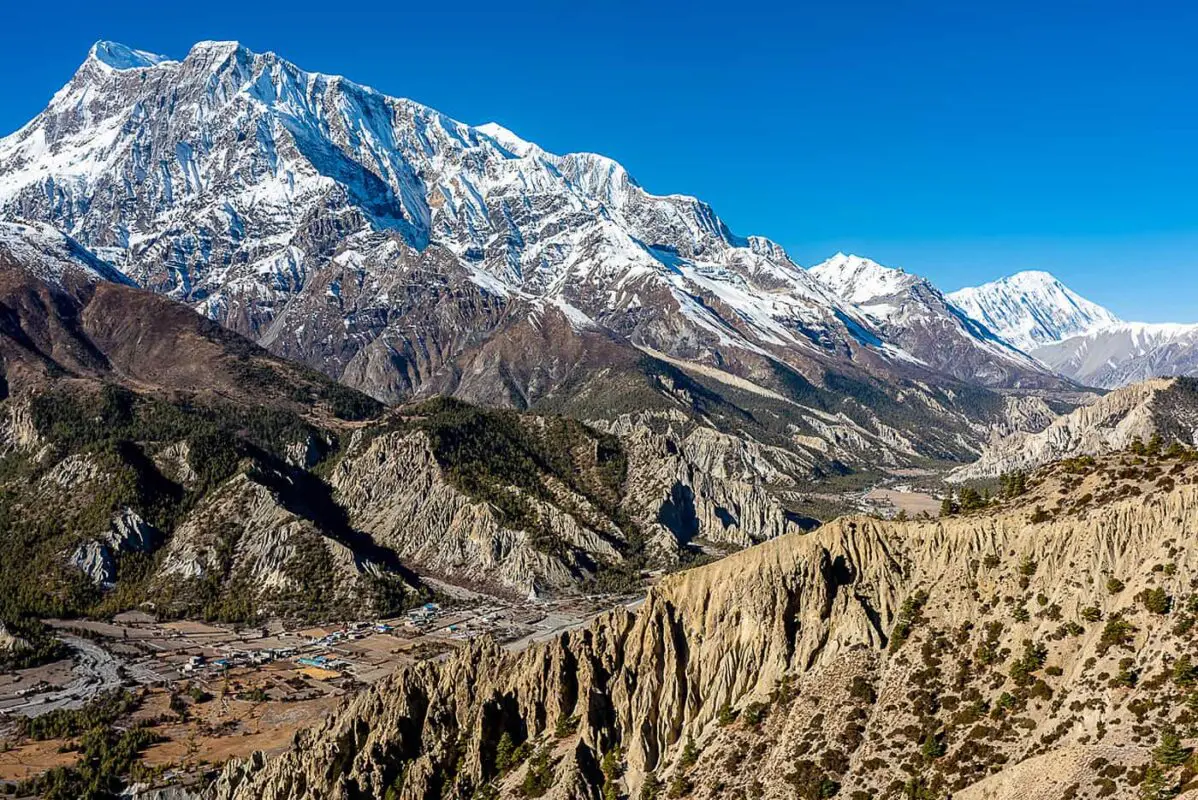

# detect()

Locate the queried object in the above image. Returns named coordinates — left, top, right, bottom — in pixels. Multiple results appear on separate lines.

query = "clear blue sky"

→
left=1, top=0, right=1196, bottom=321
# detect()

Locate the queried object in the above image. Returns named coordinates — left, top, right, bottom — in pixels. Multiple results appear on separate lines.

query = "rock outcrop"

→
left=329, top=428, right=623, bottom=596
left=69, top=508, right=162, bottom=587
left=951, top=377, right=1198, bottom=480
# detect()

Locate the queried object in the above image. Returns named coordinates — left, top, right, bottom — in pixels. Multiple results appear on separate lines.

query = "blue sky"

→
left=1, top=0, right=1196, bottom=321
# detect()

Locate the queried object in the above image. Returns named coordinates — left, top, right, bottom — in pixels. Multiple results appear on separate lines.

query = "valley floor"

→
left=0, top=588, right=640, bottom=793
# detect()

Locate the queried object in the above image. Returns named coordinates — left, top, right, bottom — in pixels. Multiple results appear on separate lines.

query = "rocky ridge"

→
left=1033, top=323, right=1198, bottom=390
left=951, top=377, right=1198, bottom=481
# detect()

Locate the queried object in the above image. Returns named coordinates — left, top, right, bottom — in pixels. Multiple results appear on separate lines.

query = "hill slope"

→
left=0, top=237, right=848, bottom=613
left=210, top=444, right=1198, bottom=800
left=951, top=377, right=1198, bottom=481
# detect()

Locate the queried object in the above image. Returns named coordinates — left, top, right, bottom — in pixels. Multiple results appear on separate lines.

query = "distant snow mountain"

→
left=809, top=254, right=1055, bottom=387
left=1033, top=322, right=1198, bottom=389
left=0, top=40, right=886, bottom=396
left=950, top=270, right=1198, bottom=389
left=947, top=271, right=1121, bottom=351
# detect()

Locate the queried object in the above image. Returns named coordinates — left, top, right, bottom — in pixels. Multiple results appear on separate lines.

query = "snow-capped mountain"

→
left=950, top=270, right=1198, bottom=389
left=0, top=40, right=1081, bottom=467
left=948, top=271, right=1121, bottom=351
left=809, top=254, right=1056, bottom=387
left=0, top=41, right=890, bottom=392
left=1032, top=322, right=1198, bottom=389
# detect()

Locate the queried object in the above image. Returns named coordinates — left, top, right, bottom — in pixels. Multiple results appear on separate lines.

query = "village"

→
left=0, top=592, right=641, bottom=788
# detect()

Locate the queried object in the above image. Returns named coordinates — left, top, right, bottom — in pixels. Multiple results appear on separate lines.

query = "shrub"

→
left=1139, top=587, right=1172, bottom=615
left=959, top=487, right=986, bottom=511
left=889, top=590, right=930, bottom=652
left=1097, top=615, right=1136, bottom=656
left=640, top=775, right=663, bottom=800
left=999, top=471, right=1028, bottom=498
left=1009, top=639, right=1048, bottom=685
left=1173, top=655, right=1198, bottom=687
left=667, top=775, right=693, bottom=798
left=494, top=732, right=531, bottom=774
left=521, top=744, right=556, bottom=798
left=678, top=737, right=700, bottom=770
left=1153, top=728, right=1191, bottom=768
left=553, top=715, right=579, bottom=739
left=742, top=701, right=768, bottom=726
left=940, top=496, right=957, bottom=517
left=1111, top=658, right=1138, bottom=688
left=920, top=733, right=946, bottom=760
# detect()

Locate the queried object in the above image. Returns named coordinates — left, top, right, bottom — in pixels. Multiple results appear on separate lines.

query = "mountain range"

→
left=949, top=272, right=1198, bottom=388
left=0, top=39, right=1107, bottom=478
left=1, top=39, right=1193, bottom=412
left=5, top=38, right=1198, bottom=800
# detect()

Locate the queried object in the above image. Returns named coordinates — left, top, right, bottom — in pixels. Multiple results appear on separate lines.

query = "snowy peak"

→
left=87, top=41, right=175, bottom=71
left=808, top=252, right=1059, bottom=387
left=808, top=253, right=918, bottom=308
left=475, top=122, right=539, bottom=158
left=948, top=270, right=1121, bottom=350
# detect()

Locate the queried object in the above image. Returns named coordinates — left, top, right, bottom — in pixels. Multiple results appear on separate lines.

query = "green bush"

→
left=888, top=589, right=930, bottom=652
left=520, top=744, right=555, bottom=798
left=1139, top=587, right=1172, bottom=615
left=1097, top=615, right=1136, bottom=656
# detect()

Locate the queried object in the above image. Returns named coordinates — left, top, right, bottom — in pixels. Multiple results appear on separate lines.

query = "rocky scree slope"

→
left=0, top=41, right=1073, bottom=470
left=210, top=446, right=1198, bottom=800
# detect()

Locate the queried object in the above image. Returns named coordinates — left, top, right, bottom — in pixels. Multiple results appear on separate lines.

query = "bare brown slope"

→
left=0, top=263, right=379, bottom=419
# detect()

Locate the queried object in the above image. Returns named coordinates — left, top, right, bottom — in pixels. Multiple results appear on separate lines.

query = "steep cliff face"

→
left=607, top=412, right=817, bottom=549
left=149, top=462, right=413, bottom=620
left=329, top=427, right=623, bottom=595
left=321, top=400, right=822, bottom=597
left=210, top=449, right=1198, bottom=800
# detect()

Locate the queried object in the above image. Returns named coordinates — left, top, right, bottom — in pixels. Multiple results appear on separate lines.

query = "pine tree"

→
left=1139, top=764, right=1174, bottom=800
left=1153, top=728, right=1191, bottom=768
left=939, top=495, right=956, bottom=517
